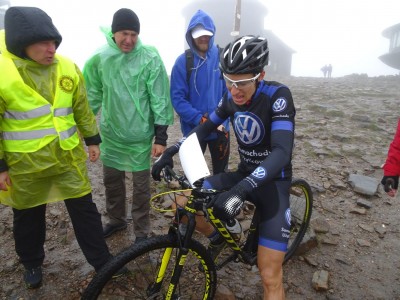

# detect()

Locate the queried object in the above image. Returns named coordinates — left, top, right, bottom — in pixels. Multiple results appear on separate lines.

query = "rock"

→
left=311, top=217, right=330, bottom=233
left=358, top=223, right=374, bottom=233
left=374, top=225, right=387, bottom=238
left=304, top=256, right=318, bottom=267
left=215, top=284, right=236, bottom=300
left=312, top=270, right=329, bottom=291
left=321, top=235, right=339, bottom=245
left=350, top=207, right=367, bottom=215
left=356, top=239, right=371, bottom=247
left=348, top=174, right=379, bottom=196
left=356, top=199, right=373, bottom=209
left=335, top=254, right=351, bottom=265
left=295, top=227, right=318, bottom=255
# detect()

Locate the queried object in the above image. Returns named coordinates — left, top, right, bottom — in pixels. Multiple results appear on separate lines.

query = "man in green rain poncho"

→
left=0, top=6, right=114, bottom=289
left=83, top=8, right=174, bottom=242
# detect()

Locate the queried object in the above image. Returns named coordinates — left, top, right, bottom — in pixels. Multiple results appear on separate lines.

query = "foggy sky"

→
left=6, top=0, right=400, bottom=77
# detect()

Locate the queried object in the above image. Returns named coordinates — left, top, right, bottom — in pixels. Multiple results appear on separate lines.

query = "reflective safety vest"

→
left=0, top=54, right=80, bottom=152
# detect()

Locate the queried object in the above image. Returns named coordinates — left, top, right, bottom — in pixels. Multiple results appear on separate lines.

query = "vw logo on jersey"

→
left=234, top=112, right=265, bottom=146
left=252, top=166, right=266, bottom=179
left=272, top=97, right=287, bottom=112
left=285, top=208, right=291, bottom=226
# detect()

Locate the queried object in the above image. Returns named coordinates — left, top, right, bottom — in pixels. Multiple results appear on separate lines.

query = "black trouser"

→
left=200, top=130, right=230, bottom=175
left=13, top=193, right=111, bottom=271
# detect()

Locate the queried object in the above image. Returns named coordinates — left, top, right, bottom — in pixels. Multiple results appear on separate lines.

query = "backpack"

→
left=184, top=45, right=223, bottom=86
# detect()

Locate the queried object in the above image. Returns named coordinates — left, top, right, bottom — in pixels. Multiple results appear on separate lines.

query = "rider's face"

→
left=224, top=72, right=265, bottom=105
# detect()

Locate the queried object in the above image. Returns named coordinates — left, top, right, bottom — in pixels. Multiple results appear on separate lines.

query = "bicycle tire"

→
left=284, top=178, right=313, bottom=263
left=82, top=233, right=217, bottom=300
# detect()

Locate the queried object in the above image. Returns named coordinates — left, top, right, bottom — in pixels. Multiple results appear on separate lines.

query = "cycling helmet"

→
left=220, top=35, right=269, bottom=74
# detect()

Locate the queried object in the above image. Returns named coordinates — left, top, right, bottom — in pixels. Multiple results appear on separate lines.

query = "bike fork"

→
left=148, top=246, right=189, bottom=299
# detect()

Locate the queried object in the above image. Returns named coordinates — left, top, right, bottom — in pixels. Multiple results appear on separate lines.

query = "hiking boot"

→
left=24, top=266, right=42, bottom=289
left=103, top=223, right=127, bottom=238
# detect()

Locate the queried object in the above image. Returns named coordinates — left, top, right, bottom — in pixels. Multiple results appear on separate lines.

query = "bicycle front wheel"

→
left=82, top=233, right=217, bottom=300
left=284, top=178, right=313, bottom=263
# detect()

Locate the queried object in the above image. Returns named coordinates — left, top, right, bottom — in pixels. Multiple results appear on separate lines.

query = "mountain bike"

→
left=82, top=166, right=313, bottom=299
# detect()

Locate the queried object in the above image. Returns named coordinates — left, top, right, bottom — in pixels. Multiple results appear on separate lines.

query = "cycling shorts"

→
left=203, top=171, right=291, bottom=252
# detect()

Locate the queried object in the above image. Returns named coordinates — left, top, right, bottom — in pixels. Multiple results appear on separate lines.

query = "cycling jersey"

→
left=195, top=80, right=295, bottom=251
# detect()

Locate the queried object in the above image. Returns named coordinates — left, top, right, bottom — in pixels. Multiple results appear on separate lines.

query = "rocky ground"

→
left=1, top=74, right=400, bottom=299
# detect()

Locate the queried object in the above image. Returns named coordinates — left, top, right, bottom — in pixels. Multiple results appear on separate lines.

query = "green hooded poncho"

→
left=83, top=27, right=174, bottom=172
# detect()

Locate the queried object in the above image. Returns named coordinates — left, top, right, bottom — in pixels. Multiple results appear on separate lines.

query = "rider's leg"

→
left=257, top=246, right=285, bottom=300
left=253, top=180, right=290, bottom=299
left=173, top=191, right=215, bottom=236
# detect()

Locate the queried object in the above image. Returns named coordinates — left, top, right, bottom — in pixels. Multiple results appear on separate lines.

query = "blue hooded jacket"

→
left=170, top=10, right=229, bottom=140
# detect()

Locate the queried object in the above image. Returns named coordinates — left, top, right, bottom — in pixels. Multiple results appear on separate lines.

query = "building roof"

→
left=382, top=23, right=400, bottom=38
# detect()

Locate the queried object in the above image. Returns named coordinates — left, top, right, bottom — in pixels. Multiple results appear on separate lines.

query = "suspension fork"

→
left=150, top=206, right=198, bottom=298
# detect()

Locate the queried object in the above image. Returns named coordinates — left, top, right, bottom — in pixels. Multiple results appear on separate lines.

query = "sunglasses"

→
left=223, top=73, right=261, bottom=89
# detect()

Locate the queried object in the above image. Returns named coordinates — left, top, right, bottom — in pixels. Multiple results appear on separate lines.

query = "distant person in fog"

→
left=320, top=65, right=328, bottom=78
left=327, top=64, right=332, bottom=78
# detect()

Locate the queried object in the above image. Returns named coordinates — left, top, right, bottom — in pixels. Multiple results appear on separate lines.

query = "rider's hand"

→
left=151, top=146, right=178, bottom=181
left=211, top=183, right=248, bottom=220
left=381, top=175, right=398, bottom=197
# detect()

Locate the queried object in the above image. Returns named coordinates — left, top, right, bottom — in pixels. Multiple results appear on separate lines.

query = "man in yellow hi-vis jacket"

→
left=0, top=7, right=113, bottom=289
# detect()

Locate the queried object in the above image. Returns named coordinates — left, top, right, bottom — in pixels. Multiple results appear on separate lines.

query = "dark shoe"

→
left=24, top=267, right=42, bottom=289
left=112, top=266, right=129, bottom=279
left=135, top=236, right=148, bottom=244
left=207, top=239, right=227, bottom=263
left=198, top=238, right=227, bottom=271
left=103, top=223, right=127, bottom=238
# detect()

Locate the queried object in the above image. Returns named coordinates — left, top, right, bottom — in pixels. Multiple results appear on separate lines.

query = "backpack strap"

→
left=185, top=46, right=223, bottom=93
left=185, top=49, right=194, bottom=86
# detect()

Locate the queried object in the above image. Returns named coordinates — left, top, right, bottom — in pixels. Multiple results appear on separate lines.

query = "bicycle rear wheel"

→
left=82, top=233, right=217, bottom=300
left=284, top=178, right=313, bottom=263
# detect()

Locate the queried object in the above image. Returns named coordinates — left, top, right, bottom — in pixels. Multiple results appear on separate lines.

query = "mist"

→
left=5, top=0, right=400, bottom=77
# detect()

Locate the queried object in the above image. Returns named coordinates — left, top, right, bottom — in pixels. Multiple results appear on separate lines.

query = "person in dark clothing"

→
left=0, top=6, right=115, bottom=289
left=152, top=35, right=295, bottom=299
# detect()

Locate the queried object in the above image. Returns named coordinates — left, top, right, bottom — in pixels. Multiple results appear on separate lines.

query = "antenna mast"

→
left=231, top=0, right=241, bottom=38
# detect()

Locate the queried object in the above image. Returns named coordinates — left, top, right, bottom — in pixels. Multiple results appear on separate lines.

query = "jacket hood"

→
left=4, top=6, right=62, bottom=58
left=186, top=10, right=216, bottom=54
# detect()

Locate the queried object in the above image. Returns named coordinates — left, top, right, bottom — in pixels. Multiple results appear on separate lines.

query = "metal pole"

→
left=231, top=0, right=241, bottom=38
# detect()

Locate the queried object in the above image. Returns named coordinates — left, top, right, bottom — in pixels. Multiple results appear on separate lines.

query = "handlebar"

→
left=162, top=165, right=191, bottom=189
left=162, top=165, right=220, bottom=199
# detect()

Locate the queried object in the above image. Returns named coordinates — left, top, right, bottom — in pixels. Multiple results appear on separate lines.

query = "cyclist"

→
left=152, top=35, right=295, bottom=299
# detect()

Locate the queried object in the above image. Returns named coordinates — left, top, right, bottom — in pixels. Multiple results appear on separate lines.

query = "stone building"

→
left=379, top=23, right=400, bottom=70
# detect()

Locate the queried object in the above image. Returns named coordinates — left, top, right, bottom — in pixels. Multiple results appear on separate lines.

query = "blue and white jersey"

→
left=211, top=80, right=295, bottom=183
